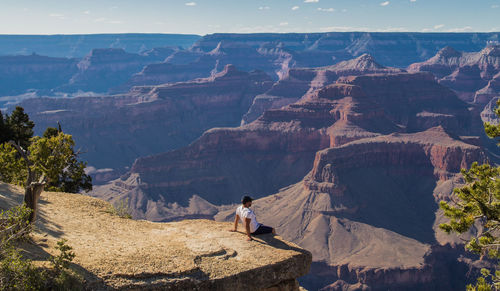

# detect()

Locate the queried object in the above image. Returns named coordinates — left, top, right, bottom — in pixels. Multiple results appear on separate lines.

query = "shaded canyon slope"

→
left=92, top=72, right=480, bottom=222
left=0, top=53, right=79, bottom=97
left=20, top=65, right=272, bottom=179
left=0, top=47, right=179, bottom=99
left=0, top=33, right=201, bottom=57
left=216, top=126, right=487, bottom=290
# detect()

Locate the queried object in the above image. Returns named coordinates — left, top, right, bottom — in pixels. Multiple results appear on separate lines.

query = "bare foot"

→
left=229, top=229, right=236, bottom=232
left=246, top=237, right=252, bottom=241
left=272, top=228, right=276, bottom=235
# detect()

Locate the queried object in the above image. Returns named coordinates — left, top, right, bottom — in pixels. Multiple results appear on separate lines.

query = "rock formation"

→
left=0, top=182, right=312, bottom=290
left=408, top=45, right=500, bottom=104
left=0, top=47, right=181, bottom=99
left=59, top=48, right=178, bottom=93
left=0, top=33, right=201, bottom=57
left=92, top=72, right=477, bottom=222
left=19, top=65, right=272, bottom=182
left=193, top=32, right=500, bottom=68
left=122, top=33, right=500, bottom=91
left=214, top=127, right=487, bottom=290
left=0, top=53, right=78, bottom=96
left=242, top=54, right=403, bottom=124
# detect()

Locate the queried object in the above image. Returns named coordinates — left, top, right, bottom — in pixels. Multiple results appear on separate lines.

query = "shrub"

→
left=0, top=204, right=33, bottom=256
left=107, top=198, right=132, bottom=219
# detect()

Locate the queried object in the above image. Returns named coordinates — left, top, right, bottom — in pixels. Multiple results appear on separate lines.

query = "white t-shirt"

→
left=236, top=205, right=260, bottom=233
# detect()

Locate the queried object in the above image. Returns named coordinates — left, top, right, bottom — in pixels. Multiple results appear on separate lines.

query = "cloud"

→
left=445, top=26, right=473, bottom=32
left=492, top=4, right=499, bottom=8
left=342, top=9, right=347, bottom=12
left=49, top=13, right=66, bottom=20
left=292, top=6, right=300, bottom=10
left=410, top=0, right=416, bottom=2
left=319, top=26, right=369, bottom=32
left=320, top=26, right=408, bottom=32
left=434, top=24, right=445, bottom=29
left=185, top=2, right=196, bottom=6
left=83, top=10, right=90, bottom=15
left=259, top=6, right=270, bottom=10
left=317, top=8, right=335, bottom=12
left=93, top=17, right=123, bottom=24
left=380, top=1, right=390, bottom=6
left=304, top=0, right=319, bottom=3
left=85, top=166, right=114, bottom=175
left=280, top=22, right=289, bottom=26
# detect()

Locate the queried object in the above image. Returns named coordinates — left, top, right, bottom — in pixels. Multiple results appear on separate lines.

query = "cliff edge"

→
left=0, top=183, right=311, bottom=290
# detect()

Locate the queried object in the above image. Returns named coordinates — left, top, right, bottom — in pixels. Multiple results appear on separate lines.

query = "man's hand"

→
left=246, top=236, right=252, bottom=241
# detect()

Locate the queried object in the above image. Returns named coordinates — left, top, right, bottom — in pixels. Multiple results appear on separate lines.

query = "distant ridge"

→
left=0, top=33, right=201, bottom=57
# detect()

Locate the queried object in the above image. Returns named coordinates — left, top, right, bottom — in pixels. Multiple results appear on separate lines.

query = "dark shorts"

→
left=251, top=224, right=273, bottom=235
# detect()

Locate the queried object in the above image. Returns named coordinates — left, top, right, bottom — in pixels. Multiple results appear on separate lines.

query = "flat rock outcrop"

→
left=0, top=183, right=311, bottom=290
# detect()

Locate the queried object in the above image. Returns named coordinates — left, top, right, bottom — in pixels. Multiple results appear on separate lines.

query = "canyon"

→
left=19, top=65, right=272, bottom=181
left=2, top=33, right=500, bottom=290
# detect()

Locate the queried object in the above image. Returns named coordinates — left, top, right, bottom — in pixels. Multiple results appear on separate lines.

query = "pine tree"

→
left=0, top=110, right=12, bottom=144
left=440, top=99, right=500, bottom=290
left=6, top=107, right=34, bottom=149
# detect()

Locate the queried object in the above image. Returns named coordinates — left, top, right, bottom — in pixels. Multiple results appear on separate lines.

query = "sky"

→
left=0, top=0, right=499, bottom=35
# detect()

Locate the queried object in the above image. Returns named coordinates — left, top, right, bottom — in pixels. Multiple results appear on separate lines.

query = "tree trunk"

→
left=9, top=141, right=46, bottom=224
left=24, top=181, right=45, bottom=223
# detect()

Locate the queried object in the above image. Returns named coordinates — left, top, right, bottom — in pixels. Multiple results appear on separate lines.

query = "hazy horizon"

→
left=1, top=0, right=499, bottom=35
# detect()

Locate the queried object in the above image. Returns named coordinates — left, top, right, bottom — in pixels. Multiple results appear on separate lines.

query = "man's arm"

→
left=231, top=214, right=239, bottom=232
left=245, top=218, right=252, bottom=241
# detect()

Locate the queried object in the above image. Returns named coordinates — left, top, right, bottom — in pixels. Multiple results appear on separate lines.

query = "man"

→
left=229, top=195, right=275, bottom=241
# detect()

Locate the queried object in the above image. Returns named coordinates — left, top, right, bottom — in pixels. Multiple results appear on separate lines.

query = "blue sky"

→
left=1, top=0, right=499, bottom=35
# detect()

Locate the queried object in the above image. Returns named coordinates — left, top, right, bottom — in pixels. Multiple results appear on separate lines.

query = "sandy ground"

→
left=0, top=182, right=311, bottom=289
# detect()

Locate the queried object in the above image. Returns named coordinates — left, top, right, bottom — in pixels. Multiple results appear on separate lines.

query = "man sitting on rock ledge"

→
left=230, top=195, right=276, bottom=241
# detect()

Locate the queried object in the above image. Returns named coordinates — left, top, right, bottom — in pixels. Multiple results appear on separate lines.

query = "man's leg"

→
left=252, top=225, right=274, bottom=235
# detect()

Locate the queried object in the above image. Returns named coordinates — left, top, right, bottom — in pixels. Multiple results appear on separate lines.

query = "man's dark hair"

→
left=241, top=195, right=253, bottom=204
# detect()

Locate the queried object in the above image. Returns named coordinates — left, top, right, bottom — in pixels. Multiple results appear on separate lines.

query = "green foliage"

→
left=0, top=132, right=92, bottom=193
left=42, top=127, right=60, bottom=139
left=107, top=198, right=133, bottom=219
left=466, top=268, right=500, bottom=291
left=29, top=133, right=92, bottom=193
left=440, top=99, right=500, bottom=290
left=0, top=204, right=33, bottom=257
left=49, top=239, right=76, bottom=273
left=0, top=239, right=83, bottom=291
left=0, top=143, right=27, bottom=186
left=439, top=162, right=500, bottom=255
left=0, top=111, right=11, bottom=144
left=0, top=247, right=45, bottom=291
left=0, top=107, right=92, bottom=193
left=5, top=106, right=34, bottom=149
left=484, top=99, right=500, bottom=144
